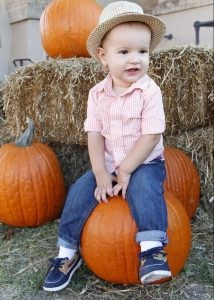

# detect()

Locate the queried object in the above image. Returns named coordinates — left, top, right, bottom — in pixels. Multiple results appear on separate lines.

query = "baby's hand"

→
left=94, top=171, right=117, bottom=203
left=113, top=169, right=131, bottom=199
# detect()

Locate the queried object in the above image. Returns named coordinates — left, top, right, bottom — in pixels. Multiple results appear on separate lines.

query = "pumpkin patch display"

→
left=40, top=0, right=102, bottom=58
left=0, top=119, right=65, bottom=227
left=81, top=192, right=191, bottom=284
left=164, top=146, right=200, bottom=219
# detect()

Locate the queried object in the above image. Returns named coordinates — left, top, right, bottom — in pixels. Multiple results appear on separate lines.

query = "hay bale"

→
left=2, top=46, right=213, bottom=144
left=2, top=58, right=105, bottom=145
left=0, top=83, right=5, bottom=124
left=0, top=83, right=9, bottom=146
left=164, top=126, right=214, bottom=217
left=149, top=46, right=213, bottom=134
left=0, top=121, right=11, bottom=146
left=48, top=142, right=90, bottom=189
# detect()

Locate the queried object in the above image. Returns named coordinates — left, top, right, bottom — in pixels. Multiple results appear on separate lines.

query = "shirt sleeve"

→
left=84, top=90, right=102, bottom=132
left=141, top=86, right=165, bottom=135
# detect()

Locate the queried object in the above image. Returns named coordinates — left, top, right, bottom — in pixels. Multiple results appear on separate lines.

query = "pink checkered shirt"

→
left=84, top=73, right=165, bottom=173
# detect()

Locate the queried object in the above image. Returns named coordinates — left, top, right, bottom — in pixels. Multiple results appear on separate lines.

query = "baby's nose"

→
left=129, top=53, right=140, bottom=63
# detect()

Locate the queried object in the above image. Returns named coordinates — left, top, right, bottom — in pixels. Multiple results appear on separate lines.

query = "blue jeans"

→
left=58, top=160, right=168, bottom=250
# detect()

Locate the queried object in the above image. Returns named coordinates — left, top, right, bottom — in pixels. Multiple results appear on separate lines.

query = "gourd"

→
left=164, top=146, right=200, bottom=218
left=40, top=0, right=102, bottom=58
left=81, top=192, right=191, bottom=284
left=0, top=119, right=65, bottom=227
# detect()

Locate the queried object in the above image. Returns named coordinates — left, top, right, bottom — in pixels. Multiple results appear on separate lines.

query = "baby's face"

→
left=98, top=22, right=151, bottom=94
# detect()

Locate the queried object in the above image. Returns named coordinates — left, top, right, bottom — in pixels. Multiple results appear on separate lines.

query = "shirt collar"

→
left=96, top=73, right=149, bottom=97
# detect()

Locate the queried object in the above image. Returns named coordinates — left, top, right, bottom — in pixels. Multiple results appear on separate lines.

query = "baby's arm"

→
left=88, top=131, right=116, bottom=203
left=113, top=133, right=161, bottom=198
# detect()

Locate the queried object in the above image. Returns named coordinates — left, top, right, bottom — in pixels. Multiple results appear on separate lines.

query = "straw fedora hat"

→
left=87, top=1, right=166, bottom=58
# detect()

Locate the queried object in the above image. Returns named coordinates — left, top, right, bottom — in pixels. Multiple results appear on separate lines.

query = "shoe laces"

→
left=139, top=246, right=166, bottom=261
left=47, top=257, right=67, bottom=274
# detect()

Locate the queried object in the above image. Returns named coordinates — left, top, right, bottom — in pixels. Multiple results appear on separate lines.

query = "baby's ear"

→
left=97, top=47, right=107, bottom=66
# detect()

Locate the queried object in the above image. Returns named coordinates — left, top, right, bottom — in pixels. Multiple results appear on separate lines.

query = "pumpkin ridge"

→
left=33, top=144, right=59, bottom=219
left=118, top=200, right=126, bottom=282
left=0, top=145, right=20, bottom=225
left=123, top=199, right=134, bottom=283
left=168, top=148, right=180, bottom=196
left=177, top=148, right=199, bottom=217
left=0, top=144, right=13, bottom=161
left=11, top=146, right=29, bottom=226
left=179, top=151, right=192, bottom=214
left=190, top=161, right=200, bottom=212
left=48, top=3, right=57, bottom=57
left=165, top=192, right=191, bottom=275
left=28, top=145, right=50, bottom=224
left=24, top=146, right=39, bottom=226
left=164, top=148, right=174, bottom=191
left=122, top=200, right=129, bottom=283
left=93, top=208, right=106, bottom=279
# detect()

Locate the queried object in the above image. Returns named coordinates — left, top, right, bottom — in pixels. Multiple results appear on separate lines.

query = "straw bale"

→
left=2, top=46, right=213, bottom=144
left=0, top=83, right=5, bottom=124
left=0, top=121, right=11, bottom=147
left=2, top=58, right=105, bottom=145
left=0, top=83, right=8, bottom=146
left=149, top=46, right=214, bottom=134
left=164, top=126, right=214, bottom=217
left=48, top=142, right=90, bottom=189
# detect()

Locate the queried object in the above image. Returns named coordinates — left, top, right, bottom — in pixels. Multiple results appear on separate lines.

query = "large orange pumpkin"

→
left=0, top=119, right=65, bottom=227
left=164, top=146, right=200, bottom=219
left=81, top=192, right=191, bottom=284
left=40, top=0, right=102, bottom=58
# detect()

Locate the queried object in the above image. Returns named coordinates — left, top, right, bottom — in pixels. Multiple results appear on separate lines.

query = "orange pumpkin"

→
left=81, top=192, right=191, bottom=284
left=0, top=119, right=65, bottom=227
left=40, top=0, right=102, bottom=58
left=164, top=146, right=200, bottom=218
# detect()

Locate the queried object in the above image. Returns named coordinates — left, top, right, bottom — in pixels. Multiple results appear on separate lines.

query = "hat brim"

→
left=87, top=13, right=166, bottom=58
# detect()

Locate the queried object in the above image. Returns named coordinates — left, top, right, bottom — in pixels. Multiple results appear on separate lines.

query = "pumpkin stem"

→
left=16, top=118, right=35, bottom=146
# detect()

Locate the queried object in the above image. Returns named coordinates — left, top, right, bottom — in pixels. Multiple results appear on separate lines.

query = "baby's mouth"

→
left=126, top=68, right=140, bottom=72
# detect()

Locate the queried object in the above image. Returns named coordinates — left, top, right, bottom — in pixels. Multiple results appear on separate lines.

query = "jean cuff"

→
left=57, top=236, right=78, bottom=250
left=136, top=230, right=168, bottom=246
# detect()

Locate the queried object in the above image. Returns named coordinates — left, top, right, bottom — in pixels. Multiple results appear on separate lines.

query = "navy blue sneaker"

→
left=43, top=253, right=82, bottom=291
left=139, top=247, right=171, bottom=284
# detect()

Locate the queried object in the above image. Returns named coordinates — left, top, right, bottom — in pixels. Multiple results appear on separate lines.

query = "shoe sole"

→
left=141, top=270, right=172, bottom=285
left=43, top=259, right=82, bottom=292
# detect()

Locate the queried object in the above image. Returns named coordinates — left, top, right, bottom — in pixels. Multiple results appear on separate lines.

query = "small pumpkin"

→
left=40, top=0, right=102, bottom=58
left=0, top=119, right=65, bottom=227
left=164, top=146, right=200, bottom=218
left=81, top=192, right=191, bottom=284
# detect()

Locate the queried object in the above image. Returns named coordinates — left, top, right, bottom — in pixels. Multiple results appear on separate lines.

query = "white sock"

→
left=140, top=241, right=162, bottom=252
left=58, top=246, right=77, bottom=260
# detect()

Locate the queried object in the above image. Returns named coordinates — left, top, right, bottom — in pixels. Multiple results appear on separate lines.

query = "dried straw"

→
left=48, top=142, right=90, bottom=189
left=149, top=45, right=213, bottom=135
left=2, top=58, right=105, bottom=145
left=2, top=46, right=213, bottom=144
left=0, top=83, right=5, bottom=125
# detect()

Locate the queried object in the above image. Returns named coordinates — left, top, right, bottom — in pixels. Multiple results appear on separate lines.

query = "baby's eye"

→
left=139, top=49, right=148, bottom=54
left=119, top=50, right=128, bottom=54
